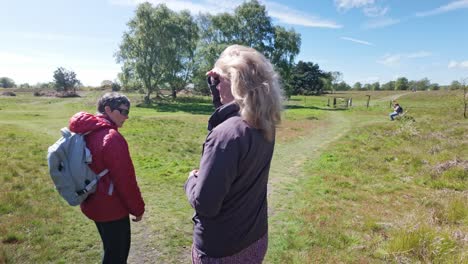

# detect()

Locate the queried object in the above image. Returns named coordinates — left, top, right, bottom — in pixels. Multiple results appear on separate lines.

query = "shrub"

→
left=1, top=91, right=16, bottom=96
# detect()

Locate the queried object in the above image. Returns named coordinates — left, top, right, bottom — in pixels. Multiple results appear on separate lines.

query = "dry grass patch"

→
left=276, top=119, right=324, bottom=142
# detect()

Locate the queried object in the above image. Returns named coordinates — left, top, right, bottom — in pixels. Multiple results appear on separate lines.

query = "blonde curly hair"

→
left=214, top=45, right=283, bottom=141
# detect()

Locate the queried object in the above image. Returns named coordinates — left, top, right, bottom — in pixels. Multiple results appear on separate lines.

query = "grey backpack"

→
left=47, top=127, right=108, bottom=206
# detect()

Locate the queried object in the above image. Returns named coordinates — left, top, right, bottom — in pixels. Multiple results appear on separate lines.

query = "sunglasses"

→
left=115, top=108, right=130, bottom=116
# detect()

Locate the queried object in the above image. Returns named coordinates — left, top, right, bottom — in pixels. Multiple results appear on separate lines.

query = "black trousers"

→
left=95, top=216, right=131, bottom=264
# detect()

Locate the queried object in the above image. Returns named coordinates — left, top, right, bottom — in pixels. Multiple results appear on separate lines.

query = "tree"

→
left=395, top=77, right=409, bottom=90
left=116, top=3, right=198, bottom=101
left=429, top=83, right=440, bottom=91
left=335, top=81, right=351, bottom=91
left=191, top=14, right=229, bottom=95
left=450, top=80, right=462, bottom=90
left=381, top=81, right=395, bottom=90
left=194, top=0, right=300, bottom=95
left=330, top=72, right=343, bottom=92
left=117, top=64, right=143, bottom=92
left=319, top=71, right=342, bottom=94
left=290, top=61, right=326, bottom=95
left=19, top=83, right=31, bottom=89
left=33, top=82, right=54, bottom=89
left=234, top=0, right=275, bottom=55
left=320, top=74, right=333, bottom=94
left=53, top=67, right=80, bottom=94
left=271, top=26, right=301, bottom=97
left=164, top=10, right=199, bottom=98
left=0, top=77, right=16, bottom=88
left=111, top=82, right=121, bottom=92
left=101, top=80, right=113, bottom=90
left=370, top=82, right=380, bottom=91
left=353, top=82, right=362, bottom=90
left=413, top=78, right=430, bottom=91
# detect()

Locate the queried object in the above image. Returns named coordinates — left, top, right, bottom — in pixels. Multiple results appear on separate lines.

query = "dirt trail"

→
left=127, top=208, right=163, bottom=263
left=375, top=92, right=413, bottom=103
left=267, top=111, right=352, bottom=213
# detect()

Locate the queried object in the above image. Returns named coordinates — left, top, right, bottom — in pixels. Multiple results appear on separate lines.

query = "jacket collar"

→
left=207, top=102, right=240, bottom=131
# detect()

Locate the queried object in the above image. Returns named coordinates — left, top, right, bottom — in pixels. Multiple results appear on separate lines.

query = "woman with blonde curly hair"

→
left=185, top=45, right=283, bottom=263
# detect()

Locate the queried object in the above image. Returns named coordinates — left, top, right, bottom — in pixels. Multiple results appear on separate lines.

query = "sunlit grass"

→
left=1, top=90, right=466, bottom=263
left=267, top=90, right=467, bottom=263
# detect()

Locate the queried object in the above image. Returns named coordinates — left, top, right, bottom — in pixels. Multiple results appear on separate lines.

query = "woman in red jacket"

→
left=69, top=92, right=145, bottom=264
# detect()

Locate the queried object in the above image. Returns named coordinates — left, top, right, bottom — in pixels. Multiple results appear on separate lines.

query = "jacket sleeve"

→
left=185, top=132, right=238, bottom=217
left=103, top=130, right=145, bottom=217
left=207, top=76, right=222, bottom=109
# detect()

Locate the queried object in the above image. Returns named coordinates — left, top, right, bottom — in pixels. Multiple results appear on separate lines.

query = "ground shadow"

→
left=284, top=105, right=348, bottom=111
left=136, top=96, right=215, bottom=115
left=136, top=96, right=348, bottom=114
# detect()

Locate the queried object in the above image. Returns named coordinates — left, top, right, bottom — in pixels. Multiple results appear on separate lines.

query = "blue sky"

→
left=1, top=0, right=468, bottom=86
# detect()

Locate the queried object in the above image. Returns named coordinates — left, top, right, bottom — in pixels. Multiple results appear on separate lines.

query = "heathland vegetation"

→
left=0, top=89, right=466, bottom=263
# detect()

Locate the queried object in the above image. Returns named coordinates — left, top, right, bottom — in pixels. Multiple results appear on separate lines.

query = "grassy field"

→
left=0, top=89, right=466, bottom=263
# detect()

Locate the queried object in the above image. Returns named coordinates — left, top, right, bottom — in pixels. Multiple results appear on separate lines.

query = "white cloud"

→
left=407, top=51, right=432, bottom=58
left=378, top=54, right=401, bottom=66
left=378, top=51, right=434, bottom=66
left=363, top=18, right=400, bottom=29
left=378, top=51, right=433, bottom=66
left=416, top=0, right=468, bottom=17
left=448, top=60, right=468, bottom=69
left=334, top=0, right=374, bottom=11
left=340, top=36, right=373, bottom=46
left=109, top=0, right=342, bottom=28
left=448, top=60, right=458, bottom=68
left=267, top=2, right=342, bottom=28
left=334, top=0, right=388, bottom=17
left=363, top=6, right=388, bottom=17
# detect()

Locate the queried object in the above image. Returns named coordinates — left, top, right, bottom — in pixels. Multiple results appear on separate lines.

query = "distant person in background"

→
left=389, top=101, right=403, bottom=121
left=69, top=92, right=145, bottom=264
left=184, top=45, right=283, bottom=264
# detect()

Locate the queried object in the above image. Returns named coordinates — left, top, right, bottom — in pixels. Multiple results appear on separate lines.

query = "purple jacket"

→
left=185, top=102, right=275, bottom=257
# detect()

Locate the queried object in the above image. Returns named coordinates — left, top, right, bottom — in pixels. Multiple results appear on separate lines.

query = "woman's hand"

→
left=188, top=169, right=199, bottom=179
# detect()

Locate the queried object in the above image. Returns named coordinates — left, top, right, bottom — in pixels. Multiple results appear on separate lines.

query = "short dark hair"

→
left=97, top=92, right=130, bottom=114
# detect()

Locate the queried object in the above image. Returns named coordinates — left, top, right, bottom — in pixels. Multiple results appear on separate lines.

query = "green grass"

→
left=0, top=90, right=467, bottom=263
left=266, top=90, right=467, bottom=263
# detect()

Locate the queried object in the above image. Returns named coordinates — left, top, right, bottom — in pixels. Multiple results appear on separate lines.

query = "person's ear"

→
left=104, top=105, right=112, bottom=115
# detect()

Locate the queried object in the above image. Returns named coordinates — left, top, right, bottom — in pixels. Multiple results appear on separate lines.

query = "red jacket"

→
left=69, top=112, right=145, bottom=222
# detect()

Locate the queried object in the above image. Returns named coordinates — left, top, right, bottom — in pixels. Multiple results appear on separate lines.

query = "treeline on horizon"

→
left=1, top=0, right=467, bottom=98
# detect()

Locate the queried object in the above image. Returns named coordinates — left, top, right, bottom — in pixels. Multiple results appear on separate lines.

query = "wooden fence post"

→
left=464, top=85, right=467, bottom=118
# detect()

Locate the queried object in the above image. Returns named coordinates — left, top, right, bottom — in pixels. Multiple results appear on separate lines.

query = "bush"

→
left=56, top=92, right=80, bottom=98
left=1, top=91, right=16, bottom=96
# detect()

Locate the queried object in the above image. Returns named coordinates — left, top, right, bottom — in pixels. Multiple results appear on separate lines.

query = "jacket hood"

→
left=69, top=112, right=116, bottom=134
